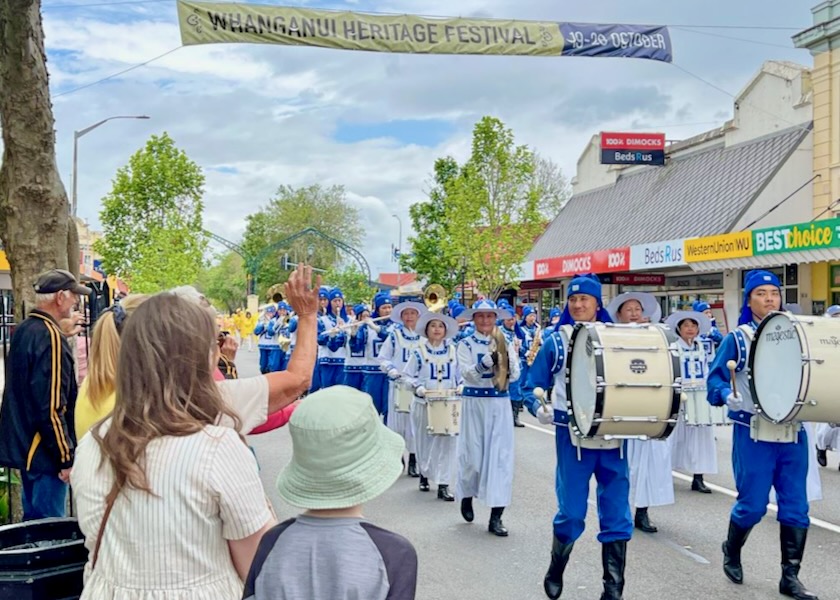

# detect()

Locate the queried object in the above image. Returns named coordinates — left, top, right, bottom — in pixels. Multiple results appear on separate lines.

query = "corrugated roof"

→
left=528, top=125, right=810, bottom=261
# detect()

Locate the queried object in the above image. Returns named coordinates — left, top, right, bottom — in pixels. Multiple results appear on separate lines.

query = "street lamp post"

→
left=392, top=214, right=402, bottom=287
left=72, top=115, right=150, bottom=216
left=460, top=256, right=468, bottom=303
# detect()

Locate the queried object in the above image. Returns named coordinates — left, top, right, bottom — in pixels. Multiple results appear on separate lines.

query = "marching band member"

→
left=607, top=292, right=673, bottom=535
left=379, top=300, right=427, bottom=477
left=254, top=305, right=278, bottom=375
left=664, top=309, right=717, bottom=494
left=403, top=311, right=461, bottom=501
left=707, top=270, right=819, bottom=600
left=342, top=304, right=370, bottom=390
left=456, top=299, right=520, bottom=537
left=523, top=274, right=629, bottom=600
left=283, top=312, right=298, bottom=372
left=499, top=308, right=527, bottom=428
left=360, top=293, right=395, bottom=418
left=542, top=307, right=561, bottom=339
left=452, top=304, right=473, bottom=343
left=692, top=301, right=724, bottom=362
left=272, top=302, right=291, bottom=373
left=310, top=287, right=331, bottom=392
left=316, top=288, right=348, bottom=388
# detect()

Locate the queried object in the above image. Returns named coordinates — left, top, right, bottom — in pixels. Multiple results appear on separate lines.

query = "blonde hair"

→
left=93, top=293, right=241, bottom=495
left=86, top=294, right=149, bottom=410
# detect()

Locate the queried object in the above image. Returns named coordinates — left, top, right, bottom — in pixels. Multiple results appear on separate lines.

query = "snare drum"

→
left=750, top=312, right=840, bottom=424
left=682, top=382, right=728, bottom=426
left=393, top=380, right=414, bottom=413
left=567, top=323, right=681, bottom=440
left=425, top=390, right=461, bottom=436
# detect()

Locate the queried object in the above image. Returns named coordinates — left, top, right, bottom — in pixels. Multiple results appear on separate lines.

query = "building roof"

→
left=377, top=272, right=418, bottom=287
left=528, top=125, right=810, bottom=260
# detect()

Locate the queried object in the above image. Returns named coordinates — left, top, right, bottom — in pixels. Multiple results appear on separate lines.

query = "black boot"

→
left=419, top=476, right=430, bottom=492
left=488, top=507, right=508, bottom=537
left=634, top=507, right=657, bottom=533
left=407, top=453, right=420, bottom=477
left=460, top=497, right=474, bottom=523
left=691, top=474, right=712, bottom=494
left=513, top=402, right=525, bottom=427
left=543, top=536, right=574, bottom=600
left=722, top=519, right=752, bottom=584
left=437, top=485, right=454, bottom=501
left=779, top=526, right=820, bottom=599
left=816, top=448, right=827, bottom=467
left=599, top=540, right=627, bottom=600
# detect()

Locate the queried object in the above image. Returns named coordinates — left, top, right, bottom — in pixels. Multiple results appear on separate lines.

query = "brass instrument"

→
left=526, top=324, right=543, bottom=366
left=266, top=283, right=285, bottom=304
left=489, top=326, right=510, bottom=393
left=424, top=284, right=447, bottom=313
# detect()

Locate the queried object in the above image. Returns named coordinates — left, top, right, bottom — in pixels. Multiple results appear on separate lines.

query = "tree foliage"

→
left=532, top=154, right=571, bottom=220
left=94, top=132, right=207, bottom=293
left=241, top=184, right=363, bottom=299
left=196, top=251, right=247, bottom=313
left=324, top=264, right=376, bottom=307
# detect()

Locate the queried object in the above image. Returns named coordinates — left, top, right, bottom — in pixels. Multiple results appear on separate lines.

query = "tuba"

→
left=424, top=284, right=447, bottom=313
left=489, top=326, right=510, bottom=393
left=266, top=283, right=285, bottom=304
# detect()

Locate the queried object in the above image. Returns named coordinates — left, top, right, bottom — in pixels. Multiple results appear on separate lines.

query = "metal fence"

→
left=1, top=290, right=16, bottom=525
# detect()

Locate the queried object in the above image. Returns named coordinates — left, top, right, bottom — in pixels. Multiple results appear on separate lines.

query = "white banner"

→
left=629, top=239, right=686, bottom=271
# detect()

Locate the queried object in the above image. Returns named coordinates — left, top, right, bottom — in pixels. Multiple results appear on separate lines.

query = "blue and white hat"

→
left=692, top=300, right=711, bottom=313
left=460, top=299, right=513, bottom=321
left=606, top=292, right=662, bottom=324
left=825, top=305, right=840, bottom=317
left=372, top=293, right=393, bottom=318
left=391, top=301, right=427, bottom=325
left=665, top=310, right=712, bottom=336
left=327, top=288, right=349, bottom=321
left=318, top=286, right=330, bottom=300
left=560, top=274, right=612, bottom=326
left=738, top=270, right=781, bottom=325
left=417, top=312, right=459, bottom=340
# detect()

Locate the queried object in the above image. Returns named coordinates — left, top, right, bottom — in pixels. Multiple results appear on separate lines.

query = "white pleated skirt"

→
left=627, top=438, right=675, bottom=508
left=668, top=413, right=719, bottom=475
left=410, top=399, right=458, bottom=485
left=386, top=380, right=416, bottom=454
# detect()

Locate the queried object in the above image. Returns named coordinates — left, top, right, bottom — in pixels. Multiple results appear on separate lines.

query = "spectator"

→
left=72, top=293, right=277, bottom=599
left=0, top=269, right=88, bottom=520
left=244, top=386, right=418, bottom=600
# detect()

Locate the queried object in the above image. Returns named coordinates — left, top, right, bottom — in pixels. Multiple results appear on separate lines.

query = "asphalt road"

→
left=239, top=351, right=840, bottom=600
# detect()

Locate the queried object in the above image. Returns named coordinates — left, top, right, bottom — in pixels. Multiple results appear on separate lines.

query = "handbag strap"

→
left=91, top=487, right=119, bottom=571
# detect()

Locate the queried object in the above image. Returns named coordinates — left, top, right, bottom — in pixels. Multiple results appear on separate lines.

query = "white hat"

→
left=390, top=301, right=427, bottom=325
left=665, top=310, right=712, bottom=336
left=460, top=299, right=512, bottom=321
left=607, top=292, right=662, bottom=324
left=416, top=312, right=459, bottom=340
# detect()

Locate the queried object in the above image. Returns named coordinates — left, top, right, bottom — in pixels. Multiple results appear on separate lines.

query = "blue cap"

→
left=739, top=270, right=781, bottom=325
left=825, top=305, right=840, bottom=317
left=327, top=288, right=348, bottom=321
left=265, top=305, right=277, bottom=314
left=451, top=303, right=467, bottom=319
left=277, top=302, right=291, bottom=312
left=318, top=286, right=330, bottom=299
left=549, top=307, right=561, bottom=319
left=353, top=303, right=368, bottom=317
left=373, top=293, right=393, bottom=318
left=692, top=301, right=711, bottom=313
left=560, top=274, right=611, bottom=326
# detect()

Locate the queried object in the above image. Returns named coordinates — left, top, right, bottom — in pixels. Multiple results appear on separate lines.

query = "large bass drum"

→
left=750, top=312, right=840, bottom=424
left=566, top=323, right=681, bottom=440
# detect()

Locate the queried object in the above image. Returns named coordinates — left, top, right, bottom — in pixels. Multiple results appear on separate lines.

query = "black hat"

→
left=33, top=269, right=90, bottom=295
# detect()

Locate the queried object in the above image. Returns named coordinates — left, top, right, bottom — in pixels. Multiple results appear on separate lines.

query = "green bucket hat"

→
left=276, top=386, right=406, bottom=510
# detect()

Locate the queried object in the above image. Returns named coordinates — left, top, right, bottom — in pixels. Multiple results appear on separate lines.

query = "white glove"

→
left=456, top=385, right=464, bottom=395
left=726, top=392, right=743, bottom=411
left=536, top=404, right=554, bottom=425
left=415, top=386, right=427, bottom=398
left=387, top=369, right=401, bottom=381
left=480, top=353, right=495, bottom=369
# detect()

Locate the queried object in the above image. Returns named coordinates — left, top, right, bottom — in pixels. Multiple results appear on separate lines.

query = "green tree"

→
left=241, top=184, right=363, bottom=299
left=94, top=132, right=207, bottom=293
left=443, top=116, right=544, bottom=300
left=324, top=264, right=376, bottom=306
left=533, top=154, right=572, bottom=220
left=196, top=251, right=247, bottom=312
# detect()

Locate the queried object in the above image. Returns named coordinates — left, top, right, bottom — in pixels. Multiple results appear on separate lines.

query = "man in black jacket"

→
left=0, top=269, right=87, bottom=520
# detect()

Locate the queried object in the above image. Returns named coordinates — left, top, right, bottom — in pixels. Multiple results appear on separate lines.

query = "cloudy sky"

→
left=42, top=0, right=815, bottom=278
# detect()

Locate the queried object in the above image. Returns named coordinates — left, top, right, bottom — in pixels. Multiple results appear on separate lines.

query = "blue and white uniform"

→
left=360, top=294, right=394, bottom=418
left=254, top=306, right=278, bottom=375
left=316, top=288, right=348, bottom=389
left=342, top=304, right=369, bottom=390
left=283, top=314, right=298, bottom=372
left=692, top=301, right=724, bottom=362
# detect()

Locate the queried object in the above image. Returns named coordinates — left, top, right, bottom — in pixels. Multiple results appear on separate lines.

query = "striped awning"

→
left=688, top=247, right=840, bottom=272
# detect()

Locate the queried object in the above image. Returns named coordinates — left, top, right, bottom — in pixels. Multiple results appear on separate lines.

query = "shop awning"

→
left=688, top=247, right=840, bottom=272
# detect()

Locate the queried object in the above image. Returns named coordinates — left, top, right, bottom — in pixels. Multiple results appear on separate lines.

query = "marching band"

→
left=244, top=268, right=831, bottom=600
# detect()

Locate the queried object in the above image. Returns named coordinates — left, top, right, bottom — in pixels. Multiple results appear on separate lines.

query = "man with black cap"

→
left=0, top=269, right=88, bottom=520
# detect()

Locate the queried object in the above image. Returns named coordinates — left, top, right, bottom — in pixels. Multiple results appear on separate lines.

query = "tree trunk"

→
left=0, top=1, right=72, bottom=321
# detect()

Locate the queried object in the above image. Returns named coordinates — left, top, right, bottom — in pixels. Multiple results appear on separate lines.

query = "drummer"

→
left=523, top=274, right=630, bottom=600
left=707, top=270, right=819, bottom=600
left=606, top=292, right=673, bottom=536
left=378, top=300, right=427, bottom=478
left=664, top=309, right=717, bottom=494
left=403, top=311, right=461, bottom=501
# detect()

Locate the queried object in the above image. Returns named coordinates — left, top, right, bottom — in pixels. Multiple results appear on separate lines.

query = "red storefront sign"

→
left=607, top=273, right=666, bottom=285
left=532, top=247, right=630, bottom=280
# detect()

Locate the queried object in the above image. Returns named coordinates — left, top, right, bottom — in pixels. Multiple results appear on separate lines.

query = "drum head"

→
left=568, top=325, right=598, bottom=435
left=751, top=313, right=802, bottom=423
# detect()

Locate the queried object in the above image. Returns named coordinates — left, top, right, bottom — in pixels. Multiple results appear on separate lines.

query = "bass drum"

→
left=750, top=312, right=840, bottom=424
left=566, top=323, right=681, bottom=440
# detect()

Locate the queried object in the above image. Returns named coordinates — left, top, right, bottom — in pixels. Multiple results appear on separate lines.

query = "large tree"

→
left=241, top=184, right=363, bottom=299
left=533, top=154, right=572, bottom=221
left=324, top=264, right=376, bottom=306
left=0, top=3, right=79, bottom=318
left=94, top=132, right=207, bottom=293
left=196, top=251, right=247, bottom=313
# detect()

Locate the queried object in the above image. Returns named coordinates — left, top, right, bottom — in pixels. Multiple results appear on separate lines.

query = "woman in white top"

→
left=72, top=293, right=277, bottom=600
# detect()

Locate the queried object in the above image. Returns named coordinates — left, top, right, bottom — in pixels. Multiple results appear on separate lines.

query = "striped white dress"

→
left=72, top=423, right=272, bottom=600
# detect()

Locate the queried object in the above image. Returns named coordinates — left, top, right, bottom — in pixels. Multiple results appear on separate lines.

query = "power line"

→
left=673, top=26, right=803, bottom=50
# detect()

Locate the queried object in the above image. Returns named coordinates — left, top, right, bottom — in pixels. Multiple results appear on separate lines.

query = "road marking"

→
left=521, top=422, right=840, bottom=536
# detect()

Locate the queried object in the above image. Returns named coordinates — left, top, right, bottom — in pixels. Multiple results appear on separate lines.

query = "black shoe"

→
left=437, top=485, right=454, bottom=501
left=779, top=525, right=820, bottom=599
left=543, top=537, right=574, bottom=599
left=407, top=453, right=420, bottom=478
left=722, top=519, right=753, bottom=584
left=691, top=474, right=712, bottom=494
left=488, top=507, right=508, bottom=537
left=419, top=476, right=430, bottom=492
left=816, top=448, right=827, bottom=467
left=460, top=497, right=474, bottom=523
left=599, top=540, right=627, bottom=600
left=634, top=508, right=657, bottom=533
left=513, top=410, right=525, bottom=428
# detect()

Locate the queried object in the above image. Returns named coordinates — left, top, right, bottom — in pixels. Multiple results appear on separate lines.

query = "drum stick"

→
left=726, top=360, right=737, bottom=396
left=533, top=387, right=548, bottom=409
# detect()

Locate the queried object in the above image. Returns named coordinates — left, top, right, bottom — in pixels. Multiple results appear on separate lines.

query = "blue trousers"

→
left=342, top=371, right=364, bottom=390
left=363, top=372, right=389, bottom=418
left=553, top=427, right=633, bottom=543
left=258, top=348, right=272, bottom=374
left=318, top=364, right=344, bottom=389
left=508, top=380, right=523, bottom=403
left=731, top=424, right=809, bottom=529
left=21, top=470, right=67, bottom=521
left=268, top=348, right=284, bottom=373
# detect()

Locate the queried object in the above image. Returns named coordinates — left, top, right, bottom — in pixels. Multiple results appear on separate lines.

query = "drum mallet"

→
left=726, top=360, right=738, bottom=396
left=533, top=387, right=549, bottom=409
